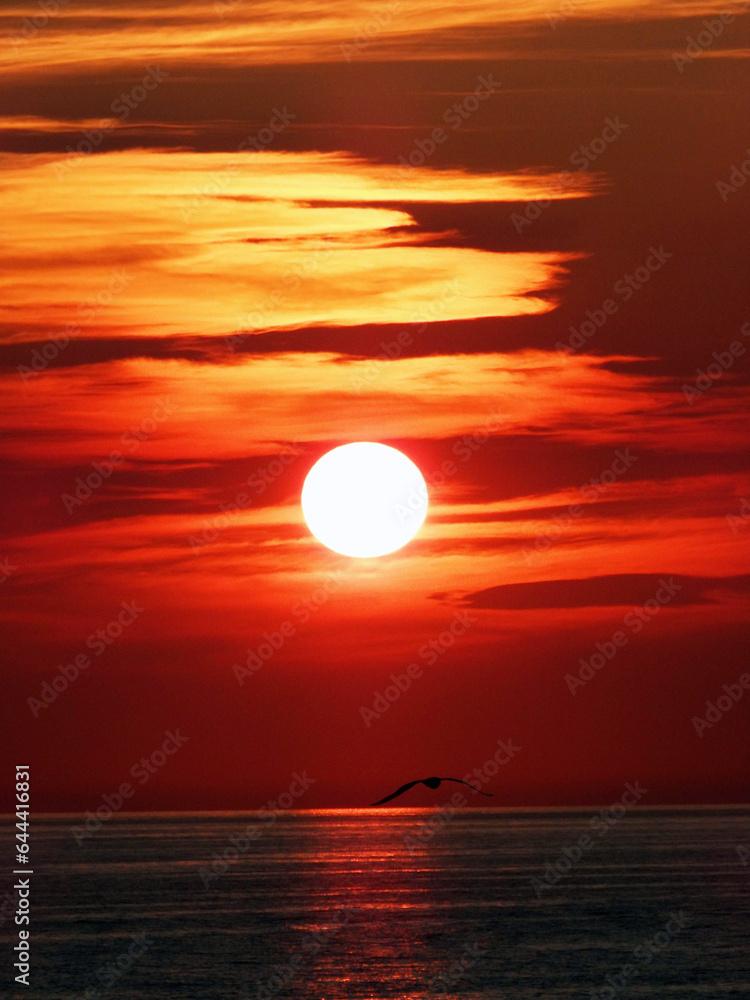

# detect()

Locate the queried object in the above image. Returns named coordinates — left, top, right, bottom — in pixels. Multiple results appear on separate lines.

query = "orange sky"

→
left=1, top=0, right=748, bottom=810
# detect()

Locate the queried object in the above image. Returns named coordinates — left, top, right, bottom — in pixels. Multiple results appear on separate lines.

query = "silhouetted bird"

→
left=370, top=776, right=493, bottom=806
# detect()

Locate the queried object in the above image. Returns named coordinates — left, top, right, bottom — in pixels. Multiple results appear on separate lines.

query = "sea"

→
left=1, top=808, right=749, bottom=998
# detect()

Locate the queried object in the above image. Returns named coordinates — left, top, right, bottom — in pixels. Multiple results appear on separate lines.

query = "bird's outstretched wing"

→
left=370, top=780, right=423, bottom=806
left=441, top=777, right=493, bottom=797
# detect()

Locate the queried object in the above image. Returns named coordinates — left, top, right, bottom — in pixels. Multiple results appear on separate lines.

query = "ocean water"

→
left=1, top=808, right=749, bottom=998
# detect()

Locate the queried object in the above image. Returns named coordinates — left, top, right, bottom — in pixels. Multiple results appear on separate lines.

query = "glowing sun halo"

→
left=301, top=443, right=428, bottom=558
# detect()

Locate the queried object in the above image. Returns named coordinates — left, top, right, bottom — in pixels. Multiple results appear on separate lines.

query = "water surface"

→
left=2, top=808, right=748, bottom=998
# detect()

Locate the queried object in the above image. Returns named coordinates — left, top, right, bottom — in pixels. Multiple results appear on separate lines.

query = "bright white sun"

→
left=301, top=442, right=428, bottom=558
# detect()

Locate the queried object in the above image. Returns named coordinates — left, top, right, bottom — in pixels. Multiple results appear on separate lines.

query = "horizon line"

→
left=3, top=802, right=749, bottom=820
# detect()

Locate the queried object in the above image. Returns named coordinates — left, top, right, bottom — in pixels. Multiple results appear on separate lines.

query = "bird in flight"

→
left=370, top=776, right=493, bottom=806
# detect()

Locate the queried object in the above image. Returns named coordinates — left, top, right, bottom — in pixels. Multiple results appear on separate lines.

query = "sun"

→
left=301, top=443, right=428, bottom=558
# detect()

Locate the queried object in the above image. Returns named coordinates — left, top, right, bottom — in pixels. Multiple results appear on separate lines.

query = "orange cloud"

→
left=5, top=349, right=750, bottom=465
left=1, top=0, right=745, bottom=78
left=0, top=149, right=594, bottom=342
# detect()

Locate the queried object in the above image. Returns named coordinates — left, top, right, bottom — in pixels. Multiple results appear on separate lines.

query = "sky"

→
left=1, top=0, right=749, bottom=811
